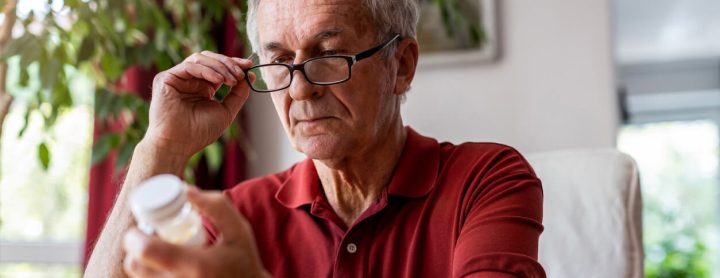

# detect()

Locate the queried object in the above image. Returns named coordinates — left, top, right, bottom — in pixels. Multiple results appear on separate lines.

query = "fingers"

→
left=200, top=51, right=248, bottom=80
left=158, top=51, right=254, bottom=101
left=123, top=230, right=168, bottom=278
left=123, top=254, right=165, bottom=278
left=187, top=52, right=238, bottom=85
left=168, top=51, right=252, bottom=86
left=186, top=186, right=250, bottom=244
left=123, top=228, right=197, bottom=273
left=184, top=62, right=226, bottom=84
left=162, top=73, right=218, bottom=98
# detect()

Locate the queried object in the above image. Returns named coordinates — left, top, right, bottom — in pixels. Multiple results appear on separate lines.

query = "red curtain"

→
left=83, top=12, right=247, bottom=267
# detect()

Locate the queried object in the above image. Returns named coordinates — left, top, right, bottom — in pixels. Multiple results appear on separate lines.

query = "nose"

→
left=288, top=69, right=322, bottom=101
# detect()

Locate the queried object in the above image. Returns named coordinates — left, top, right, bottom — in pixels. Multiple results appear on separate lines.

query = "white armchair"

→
left=526, top=149, right=643, bottom=278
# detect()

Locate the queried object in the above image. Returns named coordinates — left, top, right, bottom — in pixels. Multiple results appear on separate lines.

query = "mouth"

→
left=296, top=116, right=334, bottom=123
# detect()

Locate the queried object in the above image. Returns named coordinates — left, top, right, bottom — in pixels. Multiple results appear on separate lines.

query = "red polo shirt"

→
left=214, top=128, right=545, bottom=277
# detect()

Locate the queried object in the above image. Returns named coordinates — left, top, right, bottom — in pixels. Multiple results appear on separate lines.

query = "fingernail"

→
left=235, top=57, right=252, bottom=64
left=234, top=66, right=242, bottom=74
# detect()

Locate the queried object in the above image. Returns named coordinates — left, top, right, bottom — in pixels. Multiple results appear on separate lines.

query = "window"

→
left=619, top=120, right=719, bottom=276
left=615, top=1, right=720, bottom=275
left=1, top=0, right=91, bottom=275
left=0, top=57, right=92, bottom=276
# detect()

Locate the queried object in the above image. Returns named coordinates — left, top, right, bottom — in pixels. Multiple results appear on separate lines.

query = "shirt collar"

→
left=275, top=159, right=320, bottom=208
left=275, top=127, right=441, bottom=208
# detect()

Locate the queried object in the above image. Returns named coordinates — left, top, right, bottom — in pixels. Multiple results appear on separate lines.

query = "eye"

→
left=272, top=56, right=293, bottom=64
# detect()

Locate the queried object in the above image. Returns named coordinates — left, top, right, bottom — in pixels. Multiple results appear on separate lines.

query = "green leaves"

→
left=18, top=68, right=30, bottom=87
left=205, top=141, right=223, bottom=175
left=77, top=36, right=95, bottom=63
left=100, top=53, right=123, bottom=81
left=17, top=102, right=35, bottom=138
left=214, top=84, right=231, bottom=100
left=19, top=40, right=40, bottom=70
left=116, top=142, right=136, bottom=171
left=91, top=133, right=120, bottom=164
left=38, top=142, right=50, bottom=170
left=431, top=0, right=456, bottom=37
left=1, top=32, right=34, bottom=61
left=427, top=0, right=484, bottom=47
left=8, top=0, right=248, bottom=178
left=39, top=58, right=61, bottom=91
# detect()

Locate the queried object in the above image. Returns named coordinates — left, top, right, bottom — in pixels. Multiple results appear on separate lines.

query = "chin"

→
left=295, top=134, right=349, bottom=160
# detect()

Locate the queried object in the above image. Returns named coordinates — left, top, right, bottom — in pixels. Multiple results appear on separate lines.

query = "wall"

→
left=245, top=0, right=619, bottom=178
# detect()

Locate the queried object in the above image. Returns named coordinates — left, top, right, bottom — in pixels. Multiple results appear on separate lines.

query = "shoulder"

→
left=435, top=141, right=542, bottom=212
left=438, top=141, right=544, bottom=231
left=440, top=141, right=537, bottom=178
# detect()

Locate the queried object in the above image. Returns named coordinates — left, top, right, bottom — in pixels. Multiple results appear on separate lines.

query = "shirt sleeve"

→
left=452, top=145, right=546, bottom=278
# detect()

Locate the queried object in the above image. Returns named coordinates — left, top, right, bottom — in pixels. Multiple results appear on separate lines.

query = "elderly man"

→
left=85, top=0, right=545, bottom=277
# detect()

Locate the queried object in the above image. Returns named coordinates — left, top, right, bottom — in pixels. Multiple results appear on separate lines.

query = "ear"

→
left=393, top=37, right=419, bottom=96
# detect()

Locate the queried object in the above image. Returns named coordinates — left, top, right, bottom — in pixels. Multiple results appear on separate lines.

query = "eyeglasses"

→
left=244, top=34, right=401, bottom=93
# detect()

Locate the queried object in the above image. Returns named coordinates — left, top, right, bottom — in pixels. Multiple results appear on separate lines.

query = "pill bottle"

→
left=130, top=174, right=206, bottom=246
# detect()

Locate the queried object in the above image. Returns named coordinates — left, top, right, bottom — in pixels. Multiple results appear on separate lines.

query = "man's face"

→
left=255, top=0, right=403, bottom=161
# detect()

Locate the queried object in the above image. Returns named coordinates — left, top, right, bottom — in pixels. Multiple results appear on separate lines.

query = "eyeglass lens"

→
left=247, top=56, right=350, bottom=92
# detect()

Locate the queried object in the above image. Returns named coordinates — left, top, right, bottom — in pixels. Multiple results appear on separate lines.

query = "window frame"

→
left=0, top=240, right=82, bottom=264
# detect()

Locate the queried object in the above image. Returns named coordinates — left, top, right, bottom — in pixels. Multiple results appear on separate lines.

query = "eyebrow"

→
left=314, top=27, right=343, bottom=40
left=262, top=27, right=345, bottom=52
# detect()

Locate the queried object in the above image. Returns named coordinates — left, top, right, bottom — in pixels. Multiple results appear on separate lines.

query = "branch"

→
left=1, top=0, right=18, bottom=94
left=0, top=0, right=18, bottom=153
left=0, top=0, right=16, bottom=43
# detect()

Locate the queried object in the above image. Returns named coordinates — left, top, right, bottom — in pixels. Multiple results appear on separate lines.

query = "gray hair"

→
left=246, top=0, right=420, bottom=57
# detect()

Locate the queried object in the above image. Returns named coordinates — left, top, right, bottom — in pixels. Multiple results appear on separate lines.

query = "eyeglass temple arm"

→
left=354, top=34, right=401, bottom=62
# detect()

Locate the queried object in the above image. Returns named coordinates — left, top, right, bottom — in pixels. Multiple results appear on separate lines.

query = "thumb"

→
left=186, top=186, right=251, bottom=244
left=221, top=72, right=254, bottom=114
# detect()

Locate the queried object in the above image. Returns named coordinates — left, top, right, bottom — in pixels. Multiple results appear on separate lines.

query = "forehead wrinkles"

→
left=257, top=0, right=376, bottom=48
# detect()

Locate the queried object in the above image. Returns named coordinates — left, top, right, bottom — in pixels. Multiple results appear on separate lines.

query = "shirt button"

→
left=346, top=243, right=357, bottom=254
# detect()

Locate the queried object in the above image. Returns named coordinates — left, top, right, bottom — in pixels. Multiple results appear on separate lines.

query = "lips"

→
left=296, top=116, right=333, bottom=123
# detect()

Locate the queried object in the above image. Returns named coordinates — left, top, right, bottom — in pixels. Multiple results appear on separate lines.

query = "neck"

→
left=313, top=123, right=407, bottom=227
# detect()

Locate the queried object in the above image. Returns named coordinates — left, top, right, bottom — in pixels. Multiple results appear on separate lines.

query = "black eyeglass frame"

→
left=244, top=34, right=401, bottom=93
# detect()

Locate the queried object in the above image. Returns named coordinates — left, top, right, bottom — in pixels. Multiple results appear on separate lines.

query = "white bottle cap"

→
left=130, top=174, right=186, bottom=228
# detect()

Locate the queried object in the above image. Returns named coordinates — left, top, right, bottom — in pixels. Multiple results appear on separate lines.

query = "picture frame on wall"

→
left=417, top=0, right=499, bottom=67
